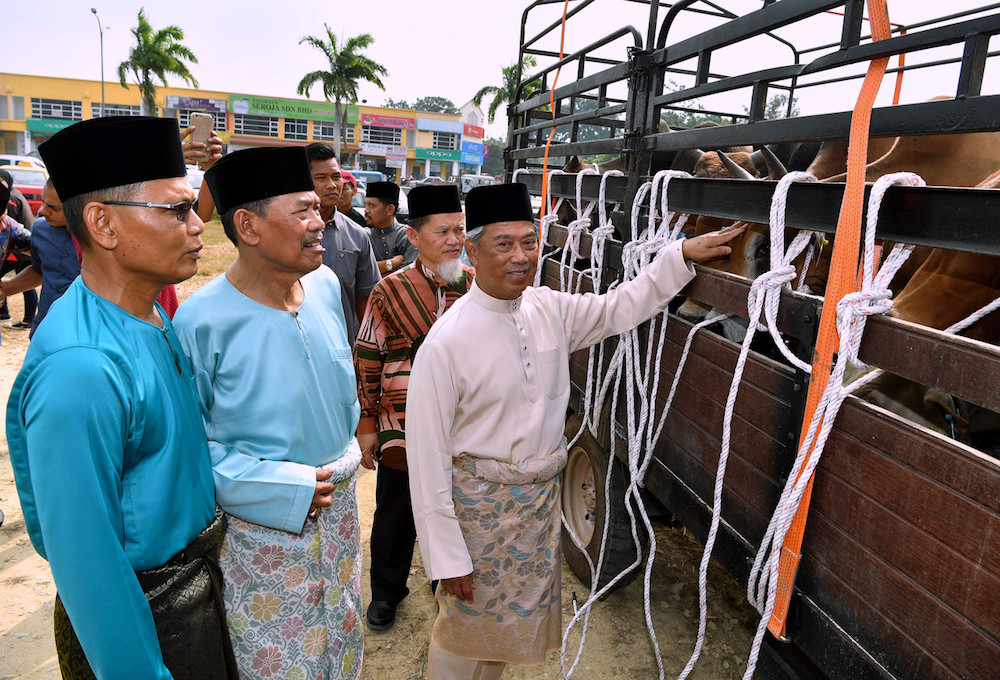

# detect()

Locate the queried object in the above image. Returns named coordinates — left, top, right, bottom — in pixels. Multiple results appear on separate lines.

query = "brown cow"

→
left=854, top=168, right=1000, bottom=447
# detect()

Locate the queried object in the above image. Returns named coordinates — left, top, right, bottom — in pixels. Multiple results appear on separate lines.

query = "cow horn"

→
left=683, top=148, right=704, bottom=166
left=719, top=151, right=755, bottom=180
left=750, top=149, right=764, bottom=168
left=759, top=145, right=788, bottom=179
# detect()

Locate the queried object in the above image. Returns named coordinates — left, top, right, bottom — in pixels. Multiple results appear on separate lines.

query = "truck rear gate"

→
left=505, top=2, right=1000, bottom=679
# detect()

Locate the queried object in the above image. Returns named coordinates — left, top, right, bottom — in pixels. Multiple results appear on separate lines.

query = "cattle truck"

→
left=504, top=2, right=1000, bottom=679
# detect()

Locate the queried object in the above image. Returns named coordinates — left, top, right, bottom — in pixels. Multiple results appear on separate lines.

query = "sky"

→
left=4, top=1, right=999, bottom=140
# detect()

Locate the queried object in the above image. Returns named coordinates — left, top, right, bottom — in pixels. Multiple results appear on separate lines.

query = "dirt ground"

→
left=0, top=272, right=761, bottom=679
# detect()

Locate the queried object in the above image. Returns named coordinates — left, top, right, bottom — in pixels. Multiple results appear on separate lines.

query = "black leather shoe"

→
left=366, top=600, right=396, bottom=630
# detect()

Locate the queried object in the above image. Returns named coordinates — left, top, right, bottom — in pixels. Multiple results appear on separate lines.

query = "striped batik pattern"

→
left=354, top=261, right=473, bottom=470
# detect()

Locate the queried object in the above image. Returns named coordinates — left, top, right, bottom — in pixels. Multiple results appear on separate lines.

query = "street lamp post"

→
left=91, top=8, right=105, bottom=118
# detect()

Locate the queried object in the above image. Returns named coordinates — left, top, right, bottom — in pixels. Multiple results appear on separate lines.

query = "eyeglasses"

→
left=102, top=199, right=198, bottom=222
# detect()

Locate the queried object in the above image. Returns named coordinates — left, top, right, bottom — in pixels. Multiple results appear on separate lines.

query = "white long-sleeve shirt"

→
left=405, top=240, right=696, bottom=579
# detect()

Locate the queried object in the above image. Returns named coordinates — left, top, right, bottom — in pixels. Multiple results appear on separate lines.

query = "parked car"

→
left=417, top=175, right=450, bottom=186
left=343, top=169, right=386, bottom=189
left=186, top=166, right=205, bottom=190
left=459, top=174, right=498, bottom=197
left=0, top=154, right=46, bottom=169
left=0, top=164, right=48, bottom=213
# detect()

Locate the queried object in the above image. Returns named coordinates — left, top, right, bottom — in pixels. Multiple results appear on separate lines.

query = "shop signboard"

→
left=166, top=96, right=227, bottom=112
left=361, top=113, right=415, bottom=129
left=417, top=118, right=463, bottom=134
left=415, top=148, right=461, bottom=161
left=461, top=152, right=484, bottom=165
left=461, top=140, right=484, bottom=154
left=229, top=95, right=358, bottom=123
left=26, top=118, right=75, bottom=134
left=385, top=158, right=405, bottom=169
left=361, top=143, right=408, bottom=157
left=464, top=123, right=485, bottom=138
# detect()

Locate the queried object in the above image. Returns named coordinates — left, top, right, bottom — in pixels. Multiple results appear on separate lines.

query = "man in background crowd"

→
left=338, top=170, right=367, bottom=226
left=365, top=181, right=416, bottom=276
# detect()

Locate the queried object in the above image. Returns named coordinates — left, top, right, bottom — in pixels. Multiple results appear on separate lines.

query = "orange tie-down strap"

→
left=768, top=0, right=893, bottom=639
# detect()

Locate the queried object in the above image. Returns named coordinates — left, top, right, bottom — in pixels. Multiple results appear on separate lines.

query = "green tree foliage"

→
left=473, top=55, right=542, bottom=124
left=413, top=96, right=458, bottom=114
left=298, top=26, right=388, bottom=156
left=757, top=93, right=800, bottom=119
left=116, top=8, right=198, bottom=116
left=384, top=98, right=411, bottom=109
left=481, top=137, right=506, bottom=176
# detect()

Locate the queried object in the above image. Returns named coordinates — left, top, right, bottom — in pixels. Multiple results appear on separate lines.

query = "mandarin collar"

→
left=469, top=278, right=524, bottom=313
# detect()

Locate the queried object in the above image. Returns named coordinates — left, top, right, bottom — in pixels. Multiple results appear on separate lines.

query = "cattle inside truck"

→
left=505, top=2, right=1000, bottom=679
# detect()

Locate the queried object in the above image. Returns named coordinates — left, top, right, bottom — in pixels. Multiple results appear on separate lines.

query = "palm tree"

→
left=116, top=8, right=198, bottom=116
left=473, top=55, right=541, bottom=125
left=298, top=26, right=388, bottom=157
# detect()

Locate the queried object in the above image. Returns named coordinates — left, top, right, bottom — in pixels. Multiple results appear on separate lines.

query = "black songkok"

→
left=407, top=185, right=462, bottom=220
left=465, top=183, right=534, bottom=232
left=38, top=117, right=186, bottom=202
left=366, top=181, right=400, bottom=207
left=205, top=147, right=314, bottom=214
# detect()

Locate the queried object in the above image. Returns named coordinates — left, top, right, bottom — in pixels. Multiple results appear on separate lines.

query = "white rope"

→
left=534, top=169, right=569, bottom=288
left=740, top=172, right=924, bottom=680
left=562, top=171, right=693, bottom=679
left=673, top=171, right=819, bottom=680
left=560, top=168, right=599, bottom=291
left=559, top=169, right=632, bottom=678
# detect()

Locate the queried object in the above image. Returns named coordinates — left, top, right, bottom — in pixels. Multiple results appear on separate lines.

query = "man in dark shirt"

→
left=365, top=181, right=416, bottom=276
left=1, top=180, right=78, bottom=336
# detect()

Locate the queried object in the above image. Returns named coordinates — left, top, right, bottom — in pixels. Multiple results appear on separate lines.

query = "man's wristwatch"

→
left=386, top=259, right=394, bottom=271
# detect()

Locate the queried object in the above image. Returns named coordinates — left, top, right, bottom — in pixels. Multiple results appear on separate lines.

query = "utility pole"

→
left=91, top=8, right=105, bottom=117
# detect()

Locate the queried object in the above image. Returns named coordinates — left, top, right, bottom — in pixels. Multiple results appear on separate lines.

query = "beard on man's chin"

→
left=436, top=258, right=465, bottom=284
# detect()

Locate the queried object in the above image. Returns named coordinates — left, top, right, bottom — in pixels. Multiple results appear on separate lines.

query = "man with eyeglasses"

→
left=6, top=116, right=236, bottom=680
left=0, top=127, right=220, bottom=335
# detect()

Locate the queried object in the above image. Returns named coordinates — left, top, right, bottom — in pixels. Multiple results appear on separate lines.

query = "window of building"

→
left=12, top=97, right=25, bottom=120
left=361, top=125, right=403, bottom=146
left=0, top=97, right=7, bottom=120
left=233, top=114, right=278, bottom=137
left=178, top=109, right=226, bottom=129
left=284, top=118, right=308, bottom=140
left=30, top=98, right=82, bottom=120
left=90, top=103, right=141, bottom=118
left=432, top=131, right=457, bottom=150
left=315, top=122, right=356, bottom=144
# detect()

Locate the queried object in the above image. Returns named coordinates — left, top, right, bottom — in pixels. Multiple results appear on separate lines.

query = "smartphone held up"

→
left=189, top=112, right=214, bottom=163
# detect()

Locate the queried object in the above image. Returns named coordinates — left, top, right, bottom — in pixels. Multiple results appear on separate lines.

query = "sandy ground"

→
left=0, top=291, right=761, bottom=680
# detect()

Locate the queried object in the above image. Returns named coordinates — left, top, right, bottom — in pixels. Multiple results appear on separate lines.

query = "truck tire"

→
left=561, top=418, right=647, bottom=593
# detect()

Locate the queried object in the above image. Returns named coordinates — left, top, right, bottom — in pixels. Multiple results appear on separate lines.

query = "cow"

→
left=853, top=168, right=1000, bottom=450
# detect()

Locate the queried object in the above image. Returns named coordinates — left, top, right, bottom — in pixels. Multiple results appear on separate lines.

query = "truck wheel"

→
left=562, top=421, right=646, bottom=593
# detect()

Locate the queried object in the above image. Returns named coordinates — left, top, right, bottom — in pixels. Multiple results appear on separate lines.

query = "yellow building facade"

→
left=0, top=73, right=486, bottom=183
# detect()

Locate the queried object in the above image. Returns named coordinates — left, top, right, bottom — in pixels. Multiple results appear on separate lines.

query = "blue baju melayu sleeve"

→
left=174, top=265, right=360, bottom=533
left=6, top=279, right=216, bottom=680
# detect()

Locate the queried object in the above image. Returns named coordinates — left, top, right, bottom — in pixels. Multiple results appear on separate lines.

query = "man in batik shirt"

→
left=354, top=184, right=472, bottom=630
left=174, top=146, right=364, bottom=679
left=406, top=183, right=744, bottom=679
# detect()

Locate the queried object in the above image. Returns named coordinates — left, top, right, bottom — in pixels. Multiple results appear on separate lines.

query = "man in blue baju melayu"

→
left=173, top=146, right=365, bottom=679
left=5, top=116, right=237, bottom=680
